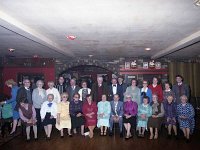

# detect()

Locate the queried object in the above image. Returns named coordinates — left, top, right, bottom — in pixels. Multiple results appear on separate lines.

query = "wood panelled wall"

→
left=169, top=62, right=200, bottom=97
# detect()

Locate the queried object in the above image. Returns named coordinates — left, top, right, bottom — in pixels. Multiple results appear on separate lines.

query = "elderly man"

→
left=66, top=79, right=80, bottom=102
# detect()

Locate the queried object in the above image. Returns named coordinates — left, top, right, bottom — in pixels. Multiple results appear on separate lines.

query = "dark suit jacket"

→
left=66, top=86, right=80, bottom=102
left=91, top=82, right=108, bottom=102
left=110, top=100, right=124, bottom=117
left=108, top=84, right=123, bottom=101
left=15, top=87, right=33, bottom=110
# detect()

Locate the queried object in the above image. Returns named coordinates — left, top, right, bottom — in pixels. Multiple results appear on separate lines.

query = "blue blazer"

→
left=110, top=100, right=124, bottom=117
left=140, top=88, right=152, bottom=104
left=108, top=84, right=123, bottom=101
left=6, top=86, right=19, bottom=110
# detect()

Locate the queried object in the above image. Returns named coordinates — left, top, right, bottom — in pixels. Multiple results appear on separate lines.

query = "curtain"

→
left=168, top=62, right=200, bottom=97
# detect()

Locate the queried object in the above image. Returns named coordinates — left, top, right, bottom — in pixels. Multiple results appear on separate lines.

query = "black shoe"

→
left=60, top=136, right=64, bottom=138
left=109, top=132, right=113, bottom=136
left=34, top=138, right=38, bottom=141
left=26, top=139, right=31, bottom=142
left=46, top=137, right=51, bottom=141
left=186, top=138, right=191, bottom=143
left=167, top=134, right=172, bottom=139
left=174, top=135, right=178, bottom=140
left=120, top=132, right=123, bottom=138
left=68, top=134, right=73, bottom=137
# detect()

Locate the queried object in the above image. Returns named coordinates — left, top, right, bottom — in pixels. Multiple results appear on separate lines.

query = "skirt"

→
left=148, top=117, right=163, bottom=129
left=71, top=116, right=85, bottom=129
left=42, top=113, right=56, bottom=126
left=123, top=116, right=136, bottom=126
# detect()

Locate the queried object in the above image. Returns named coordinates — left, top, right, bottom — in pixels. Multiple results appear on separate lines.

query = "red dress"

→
left=82, top=101, right=98, bottom=127
left=148, top=84, right=163, bottom=102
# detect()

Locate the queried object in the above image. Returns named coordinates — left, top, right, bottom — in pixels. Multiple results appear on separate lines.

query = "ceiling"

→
left=0, top=0, right=200, bottom=61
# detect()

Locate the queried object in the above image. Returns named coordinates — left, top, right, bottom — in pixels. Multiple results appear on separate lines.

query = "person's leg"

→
left=81, top=125, right=84, bottom=135
left=26, top=126, right=31, bottom=140
left=104, top=126, right=108, bottom=135
left=35, top=109, right=41, bottom=132
left=141, top=127, right=145, bottom=136
left=127, top=123, right=131, bottom=137
left=186, top=128, right=190, bottom=139
left=100, top=126, right=103, bottom=135
left=109, top=118, right=113, bottom=133
left=47, top=124, right=52, bottom=138
left=154, top=128, right=158, bottom=139
left=149, top=127, right=153, bottom=139
left=44, top=126, right=48, bottom=136
left=168, top=125, right=172, bottom=135
left=182, top=128, right=186, bottom=138
left=10, top=119, right=18, bottom=134
left=138, top=127, right=141, bottom=135
left=68, top=128, right=72, bottom=136
left=60, top=129, right=64, bottom=137
left=33, top=125, right=38, bottom=139
left=119, top=118, right=123, bottom=133
left=172, top=125, right=177, bottom=136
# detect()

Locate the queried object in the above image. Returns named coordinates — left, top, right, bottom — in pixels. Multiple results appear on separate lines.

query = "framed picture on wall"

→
left=125, top=62, right=130, bottom=69
left=155, top=62, right=161, bottom=69
left=143, top=62, right=149, bottom=69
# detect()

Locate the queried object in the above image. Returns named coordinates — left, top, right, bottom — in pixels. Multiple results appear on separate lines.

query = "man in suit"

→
left=172, top=75, right=190, bottom=104
left=109, top=94, right=123, bottom=137
left=55, top=76, right=68, bottom=94
left=118, top=75, right=127, bottom=95
left=16, top=79, right=33, bottom=110
left=108, top=78, right=123, bottom=101
left=91, top=76, right=108, bottom=102
left=66, top=79, right=80, bottom=102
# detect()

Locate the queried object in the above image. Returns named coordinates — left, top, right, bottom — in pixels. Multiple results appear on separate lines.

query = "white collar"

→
left=141, top=87, right=148, bottom=92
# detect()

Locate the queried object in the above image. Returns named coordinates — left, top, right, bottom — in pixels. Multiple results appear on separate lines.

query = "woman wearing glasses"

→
left=141, top=80, right=152, bottom=104
left=56, top=92, right=72, bottom=138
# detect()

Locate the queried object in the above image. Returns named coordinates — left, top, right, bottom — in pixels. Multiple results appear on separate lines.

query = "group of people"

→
left=0, top=75, right=195, bottom=143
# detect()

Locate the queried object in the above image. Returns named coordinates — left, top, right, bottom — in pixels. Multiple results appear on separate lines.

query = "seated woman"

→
left=137, top=96, right=152, bottom=138
left=40, top=94, right=57, bottom=140
left=148, top=94, right=164, bottom=140
left=69, top=93, right=85, bottom=135
left=97, top=94, right=111, bottom=136
left=83, top=94, right=98, bottom=138
left=56, top=92, right=72, bottom=138
left=163, top=95, right=177, bottom=139
left=123, top=95, right=138, bottom=140
left=19, top=99, right=37, bottom=141
left=177, top=95, right=195, bottom=143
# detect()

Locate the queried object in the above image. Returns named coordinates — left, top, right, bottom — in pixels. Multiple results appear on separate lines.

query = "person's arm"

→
left=157, top=103, right=165, bottom=117
left=147, top=106, right=152, bottom=117
left=52, top=103, right=57, bottom=118
left=119, top=103, right=123, bottom=117
left=159, top=86, right=163, bottom=101
left=131, top=103, right=138, bottom=116
left=6, top=88, right=17, bottom=104
left=185, top=84, right=190, bottom=99
left=40, top=102, right=46, bottom=120
left=32, top=105, right=36, bottom=119
left=19, top=108, right=29, bottom=122
left=104, top=102, right=111, bottom=118
left=188, top=104, right=195, bottom=119
left=56, top=89, right=61, bottom=103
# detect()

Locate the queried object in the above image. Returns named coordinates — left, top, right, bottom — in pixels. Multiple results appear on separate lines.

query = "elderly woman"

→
left=97, top=94, right=111, bottom=136
left=0, top=79, right=19, bottom=135
left=40, top=94, right=57, bottom=140
left=56, top=92, right=72, bottom=138
left=163, top=95, right=177, bottom=139
left=177, top=95, right=195, bottom=143
left=46, top=81, right=61, bottom=103
left=83, top=94, right=98, bottom=138
left=19, top=99, right=37, bottom=141
left=69, top=93, right=85, bottom=135
left=137, top=96, right=152, bottom=138
left=163, top=82, right=176, bottom=103
left=123, top=95, right=138, bottom=139
left=32, top=80, right=46, bottom=131
left=148, top=94, right=164, bottom=140
left=124, top=79, right=140, bottom=105
left=141, top=80, right=152, bottom=104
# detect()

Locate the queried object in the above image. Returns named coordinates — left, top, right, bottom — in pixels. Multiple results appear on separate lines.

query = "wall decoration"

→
left=143, top=62, right=149, bottom=69
left=131, top=60, right=137, bottom=69
left=149, top=60, right=155, bottom=68
left=125, top=62, right=130, bottom=69
left=155, top=62, right=161, bottom=69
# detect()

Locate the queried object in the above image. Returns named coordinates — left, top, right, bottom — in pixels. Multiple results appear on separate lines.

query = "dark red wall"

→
left=3, top=67, right=55, bottom=96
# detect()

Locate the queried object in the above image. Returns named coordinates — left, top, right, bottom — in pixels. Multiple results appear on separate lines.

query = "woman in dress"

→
left=97, top=94, right=111, bottom=136
left=19, top=99, right=37, bottom=141
left=124, top=79, right=141, bottom=105
left=40, top=94, right=57, bottom=140
left=78, top=81, right=91, bottom=101
left=137, top=96, right=152, bottom=137
left=141, top=80, right=152, bottom=104
left=69, top=93, right=85, bottom=135
left=163, top=95, right=177, bottom=139
left=148, top=94, right=164, bottom=140
left=82, top=94, right=98, bottom=138
left=56, top=92, right=72, bottom=138
left=163, top=82, right=176, bottom=103
left=0, top=79, right=19, bottom=135
left=177, top=95, right=195, bottom=143
left=123, top=95, right=138, bottom=139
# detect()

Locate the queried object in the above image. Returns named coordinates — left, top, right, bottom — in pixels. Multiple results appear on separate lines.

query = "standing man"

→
left=172, top=75, right=190, bottom=104
left=55, top=76, right=67, bottom=94
left=66, top=79, right=80, bottom=102
left=91, top=76, right=108, bottom=102
left=108, top=78, right=123, bottom=101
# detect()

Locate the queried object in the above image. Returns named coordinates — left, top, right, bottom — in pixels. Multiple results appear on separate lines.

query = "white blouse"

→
left=46, top=87, right=61, bottom=103
left=40, top=101, right=57, bottom=119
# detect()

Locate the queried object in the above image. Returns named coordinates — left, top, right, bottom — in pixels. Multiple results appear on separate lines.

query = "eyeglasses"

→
left=126, top=97, right=131, bottom=99
left=74, top=96, right=79, bottom=98
left=143, top=83, right=147, bottom=84
left=25, top=82, right=30, bottom=83
left=62, top=96, right=68, bottom=98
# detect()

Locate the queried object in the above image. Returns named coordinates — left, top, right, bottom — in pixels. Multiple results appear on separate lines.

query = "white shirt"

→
left=46, top=87, right=61, bottom=103
left=112, top=84, right=117, bottom=95
left=141, top=87, right=148, bottom=93
left=40, top=101, right=57, bottom=119
left=78, top=88, right=91, bottom=101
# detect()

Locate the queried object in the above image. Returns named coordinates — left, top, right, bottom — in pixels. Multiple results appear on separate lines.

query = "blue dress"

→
left=97, top=101, right=111, bottom=127
left=137, top=104, right=152, bottom=128
left=177, top=103, right=195, bottom=133
left=6, top=86, right=19, bottom=119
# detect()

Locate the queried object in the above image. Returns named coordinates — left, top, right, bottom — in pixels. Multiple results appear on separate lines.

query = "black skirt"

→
left=148, top=117, right=164, bottom=129
left=42, top=113, right=56, bottom=126
left=71, top=116, right=85, bottom=129
left=123, top=116, right=136, bottom=126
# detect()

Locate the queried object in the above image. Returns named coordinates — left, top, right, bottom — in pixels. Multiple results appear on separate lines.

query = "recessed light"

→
left=66, top=35, right=76, bottom=40
left=145, top=48, right=151, bottom=51
left=88, top=55, right=93, bottom=58
left=8, top=48, right=15, bottom=52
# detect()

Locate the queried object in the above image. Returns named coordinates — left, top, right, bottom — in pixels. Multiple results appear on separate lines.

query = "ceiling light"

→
left=145, top=48, right=151, bottom=51
left=88, top=55, right=93, bottom=58
left=66, top=35, right=76, bottom=40
left=194, top=0, right=200, bottom=6
left=8, top=48, right=15, bottom=52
